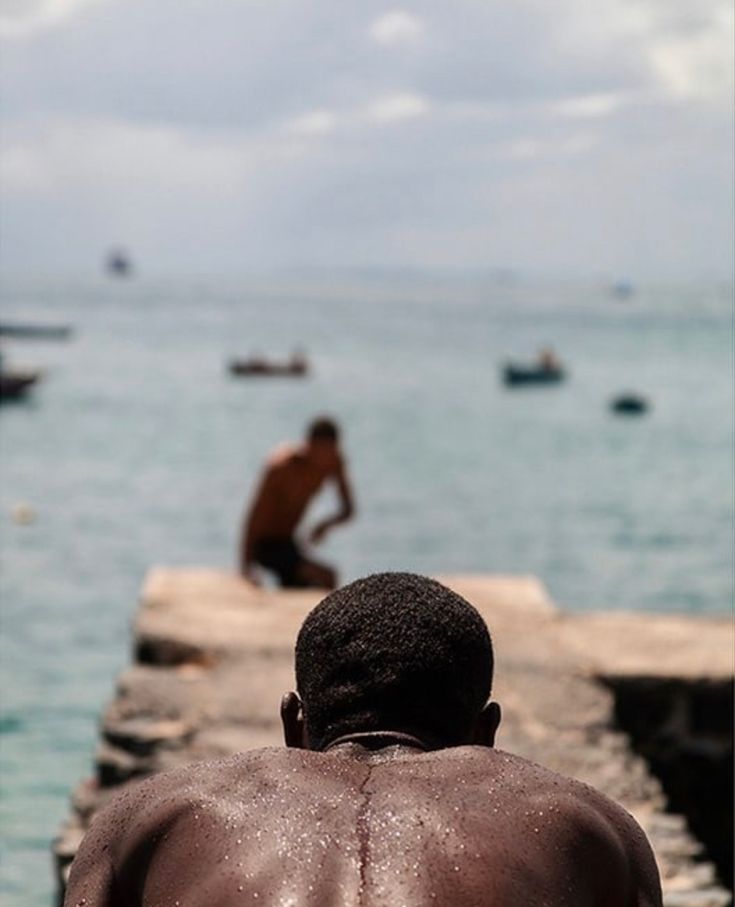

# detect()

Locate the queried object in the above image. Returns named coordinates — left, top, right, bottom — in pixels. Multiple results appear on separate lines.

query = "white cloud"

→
left=646, top=6, right=734, bottom=103
left=364, top=92, right=430, bottom=123
left=284, top=109, right=337, bottom=136
left=0, top=0, right=106, bottom=39
left=0, top=118, right=268, bottom=195
left=0, top=0, right=732, bottom=277
left=551, top=93, right=625, bottom=119
left=504, top=132, right=596, bottom=160
left=369, top=9, right=423, bottom=46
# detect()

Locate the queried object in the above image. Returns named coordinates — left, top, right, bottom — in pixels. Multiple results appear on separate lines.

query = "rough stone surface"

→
left=53, top=569, right=733, bottom=906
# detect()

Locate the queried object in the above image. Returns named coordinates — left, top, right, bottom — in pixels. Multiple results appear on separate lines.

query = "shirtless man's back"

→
left=66, top=574, right=662, bottom=907
left=68, top=745, right=660, bottom=906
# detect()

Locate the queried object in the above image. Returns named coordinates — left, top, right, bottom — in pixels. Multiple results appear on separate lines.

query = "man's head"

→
left=306, top=416, right=339, bottom=445
left=283, top=572, right=500, bottom=751
left=305, top=416, right=340, bottom=468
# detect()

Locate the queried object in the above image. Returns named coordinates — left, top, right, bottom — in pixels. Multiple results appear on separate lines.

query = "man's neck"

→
left=323, top=730, right=431, bottom=752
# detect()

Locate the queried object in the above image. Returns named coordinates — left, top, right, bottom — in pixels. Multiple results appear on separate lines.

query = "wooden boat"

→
left=0, top=322, right=72, bottom=340
left=0, top=369, right=41, bottom=401
left=228, top=355, right=309, bottom=378
left=502, top=363, right=566, bottom=387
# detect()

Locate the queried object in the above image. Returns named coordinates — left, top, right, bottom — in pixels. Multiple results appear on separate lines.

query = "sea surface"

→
left=1, top=274, right=733, bottom=904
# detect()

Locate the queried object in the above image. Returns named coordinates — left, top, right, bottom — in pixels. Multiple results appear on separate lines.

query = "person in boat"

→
left=239, top=416, right=355, bottom=589
left=537, top=346, right=561, bottom=373
left=64, top=572, right=662, bottom=907
left=289, top=349, right=308, bottom=374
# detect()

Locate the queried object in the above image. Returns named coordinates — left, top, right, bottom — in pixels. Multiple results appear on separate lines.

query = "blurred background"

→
left=0, top=1, right=733, bottom=903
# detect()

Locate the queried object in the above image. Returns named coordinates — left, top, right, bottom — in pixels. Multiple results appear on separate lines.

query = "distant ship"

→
left=611, top=280, right=634, bottom=299
left=0, top=322, right=72, bottom=340
left=228, top=351, right=309, bottom=378
left=106, top=249, right=132, bottom=278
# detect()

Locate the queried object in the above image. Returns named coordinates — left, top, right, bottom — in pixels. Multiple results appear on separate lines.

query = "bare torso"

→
left=65, top=745, right=661, bottom=906
left=252, top=447, right=336, bottom=538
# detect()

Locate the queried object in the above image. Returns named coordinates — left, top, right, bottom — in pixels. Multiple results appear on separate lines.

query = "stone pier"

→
left=54, top=569, right=733, bottom=905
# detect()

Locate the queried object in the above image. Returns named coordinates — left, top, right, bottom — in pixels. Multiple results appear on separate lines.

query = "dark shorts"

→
left=253, top=537, right=305, bottom=587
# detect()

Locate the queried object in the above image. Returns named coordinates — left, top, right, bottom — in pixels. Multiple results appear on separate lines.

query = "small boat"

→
left=228, top=354, right=309, bottom=378
left=503, top=347, right=566, bottom=387
left=0, top=369, right=41, bottom=402
left=0, top=322, right=73, bottom=340
left=502, top=364, right=565, bottom=386
left=610, top=394, right=649, bottom=415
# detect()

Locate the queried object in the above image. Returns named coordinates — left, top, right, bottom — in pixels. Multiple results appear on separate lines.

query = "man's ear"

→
left=281, top=691, right=307, bottom=749
left=473, top=701, right=501, bottom=748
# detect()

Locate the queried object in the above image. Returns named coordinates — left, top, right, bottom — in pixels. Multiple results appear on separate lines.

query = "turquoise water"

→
left=1, top=274, right=733, bottom=903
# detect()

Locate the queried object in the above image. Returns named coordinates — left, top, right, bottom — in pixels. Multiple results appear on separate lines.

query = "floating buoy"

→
left=11, top=502, right=36, bottom=524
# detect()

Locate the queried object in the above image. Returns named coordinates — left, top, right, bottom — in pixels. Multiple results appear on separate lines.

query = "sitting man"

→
left=239, top=416, right=354, bottom=589
left=66, top=573, right=662, bottom=906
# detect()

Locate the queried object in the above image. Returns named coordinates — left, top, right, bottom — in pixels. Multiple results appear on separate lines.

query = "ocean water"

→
left=0, top=274, right=733, bottom=904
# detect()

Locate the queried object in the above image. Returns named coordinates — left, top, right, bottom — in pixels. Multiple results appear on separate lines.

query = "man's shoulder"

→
left=137, top=747, right=304, bottom=798
left=115, top=747, right=352, bottom=806
left=266, top=444, right=300, bottom=470
left=83, top=749, right=304, bottom=848
left=420, top=747, right=638, bottom=821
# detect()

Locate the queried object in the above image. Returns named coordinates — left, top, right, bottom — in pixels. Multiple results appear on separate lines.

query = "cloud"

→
left=501, top=130, right=597, bottom=160
left=0, top=0, right=106, bottom=39
left=364, top=92, right=431, bottom=123
left=646, top=5, right=734, bottom=102
left=0, top=118, right=264, bottom=195
left=369, top=10, right=423, bottom=45
left=0, top=0, right=732, bottom=277
left=284, top=109, right=338, bottom=136
left=551, top=93, right=625, bottom=119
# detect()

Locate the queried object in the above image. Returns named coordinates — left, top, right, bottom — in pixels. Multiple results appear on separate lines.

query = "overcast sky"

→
left=1, top=0, right=732, bottom=278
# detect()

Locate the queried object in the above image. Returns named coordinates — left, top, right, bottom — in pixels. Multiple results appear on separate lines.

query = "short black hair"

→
left=295, top=572, right=493, bottom=751
left=307, top=416, right=339, bottom=443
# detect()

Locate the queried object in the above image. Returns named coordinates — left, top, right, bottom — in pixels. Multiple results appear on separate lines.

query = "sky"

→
left=1, top=0, right=733, bottom=279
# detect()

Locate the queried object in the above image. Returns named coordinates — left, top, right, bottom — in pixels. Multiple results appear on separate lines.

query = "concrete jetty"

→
left=54, top=569, right=734, bottom=905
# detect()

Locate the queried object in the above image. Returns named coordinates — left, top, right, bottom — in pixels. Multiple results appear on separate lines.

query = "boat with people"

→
left=502, top=348, right=566, bottom=387
left=228, top=351, right=309, bottom=378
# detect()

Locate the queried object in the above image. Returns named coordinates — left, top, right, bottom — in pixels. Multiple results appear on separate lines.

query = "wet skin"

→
left=65, top=744, right=662, bottom=906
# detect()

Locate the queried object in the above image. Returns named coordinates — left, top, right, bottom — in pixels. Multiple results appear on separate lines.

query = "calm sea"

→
left=1, top=274, right=733, bottom=903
